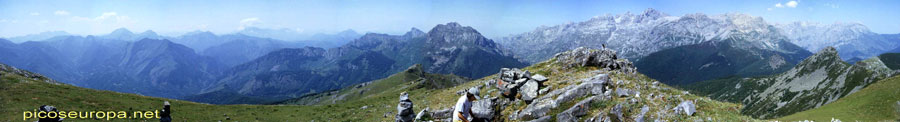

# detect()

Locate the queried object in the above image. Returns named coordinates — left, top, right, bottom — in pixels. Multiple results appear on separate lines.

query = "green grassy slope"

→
left=777, top=75, right=900, bottom=121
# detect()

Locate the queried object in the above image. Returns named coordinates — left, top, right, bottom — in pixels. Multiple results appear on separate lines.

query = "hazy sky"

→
left=1, top=0, right=898, bottom=38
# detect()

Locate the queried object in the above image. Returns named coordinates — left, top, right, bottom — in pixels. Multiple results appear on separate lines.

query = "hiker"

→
left=453, top=87, right=479, bottom=122
left=159, top=101, right=172, bottom=122
left=38, top=105, right=63, bottom=122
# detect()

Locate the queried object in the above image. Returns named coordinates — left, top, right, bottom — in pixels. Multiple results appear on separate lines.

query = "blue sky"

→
left=1, top=0, right=898, bottom=38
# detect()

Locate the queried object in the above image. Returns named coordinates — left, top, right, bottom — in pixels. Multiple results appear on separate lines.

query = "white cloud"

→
left=54, top=10, right=70, bottom=15
left=785, top=1, right=798, bottom=8
left=771, top=1, right=799, bottom=10
left=30, top=12, right=40, bottom=16
left=824, top=3, right=839, bottom=8
left=239, top=17, right=261, bottom=29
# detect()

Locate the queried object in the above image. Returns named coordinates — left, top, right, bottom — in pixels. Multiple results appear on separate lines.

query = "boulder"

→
left=520, top=80, right=539, bottom=103
left=471, top=98, right=495, bottom=119
left=396, top=92, right=415, bottom=122
left=518, top=98, right=557, bottom=120
left=674, top=101, right=696, bottom=116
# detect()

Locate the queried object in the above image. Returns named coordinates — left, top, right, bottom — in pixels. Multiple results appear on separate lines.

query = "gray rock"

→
left=415, top=108, right=430, bottom=122
left=396, top=92, right=415, bottom=122
left=635, top=105, right=650, bottom=122
left=557, top=96, right=597, bottom=122
left=616, top=88, right=633, bottom=97
left=531, top=74, right=549, bottom=82
left=518, top=98, right=557, bottom=120
left=471, top=98, right=495, bottom=119
left=674, top=101, right=696, bottom=116
left=555, top=82, right=594, bottom=104
left=520, top=80, right=539, bottom=103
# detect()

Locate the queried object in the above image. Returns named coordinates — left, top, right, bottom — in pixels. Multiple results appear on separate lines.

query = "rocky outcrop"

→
left=553, top=47, right=636, bottom=74
left=0, top=63, right=60, bottom=84
left=494, top=68, right=550, bottom=103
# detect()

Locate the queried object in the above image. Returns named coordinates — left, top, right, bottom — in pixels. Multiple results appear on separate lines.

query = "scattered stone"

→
left=361, top=106, right=368, bottom=109
left=674, top=101, right=696, bottom=116
left=396, top=92, right=415, bottom=122
left=635, top=105, right=650, bottom=122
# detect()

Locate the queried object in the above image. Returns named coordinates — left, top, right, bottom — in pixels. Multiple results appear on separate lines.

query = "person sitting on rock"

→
left=453, top=88, right=479, bottom=122
left=159, top=101, right=172, bottom=122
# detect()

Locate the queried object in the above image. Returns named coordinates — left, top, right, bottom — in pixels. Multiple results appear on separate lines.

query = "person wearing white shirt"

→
left=453, top=88, right=479, bottom=122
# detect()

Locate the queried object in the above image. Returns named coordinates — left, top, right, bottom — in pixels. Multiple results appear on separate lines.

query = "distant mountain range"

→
left=0, top=37, right=222, bottom=98
left=188, top=23, right=527, bottom=103
left=237, top=27, right=362, bottom=48
left=775, top=22, right=900, bottom=61
left=498, top=8, right=898, bottom=85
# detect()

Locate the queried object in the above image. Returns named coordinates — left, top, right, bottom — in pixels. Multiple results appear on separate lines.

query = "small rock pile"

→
left=493, top=68, right=549, bottom=103
left=395, top=92, right=415, bottom=122
left=553, top=47, right=636, bottom=74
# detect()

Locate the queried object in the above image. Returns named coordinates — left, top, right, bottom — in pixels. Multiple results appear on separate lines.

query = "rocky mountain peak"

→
left=638, top=8, right=666, bottom=20
left=815, top=46, right=839, bottom=58
left=110, top=28, right=134, bottom=35
left=403, top=28, right=426, bottom=38
left=428, top=22, right=480, bottom=35
left=425, top=22, right=496, bottom=48
left=795, top=46, right=843, bottom=68
left=404, top=64, right=425, bottom=76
